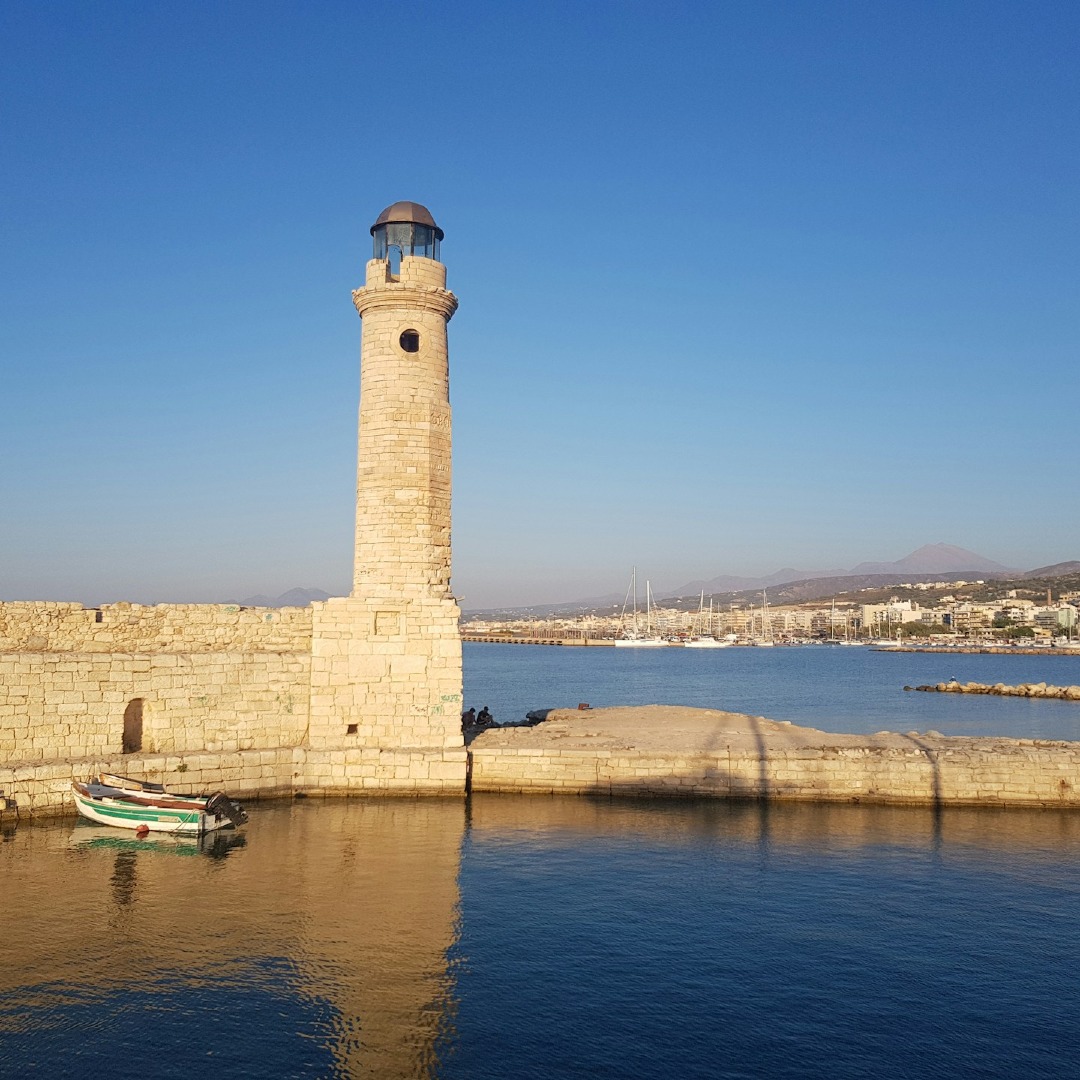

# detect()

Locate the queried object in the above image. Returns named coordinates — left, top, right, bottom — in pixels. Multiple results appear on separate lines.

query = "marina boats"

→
left=614, top=567, right=669, bottom=647
left=684, top=591, right=730, bottom=648
left=751, top=591, right=776, bottom=645
left=72, top=773, right=248, bottom=836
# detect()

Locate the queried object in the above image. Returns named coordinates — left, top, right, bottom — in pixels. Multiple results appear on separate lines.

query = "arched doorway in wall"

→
left=122, top=698, right=144, bottom=754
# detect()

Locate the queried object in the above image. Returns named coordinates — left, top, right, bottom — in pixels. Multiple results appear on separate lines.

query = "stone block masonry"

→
left=351, top=255, right=456, bottom=600
left=0, top=203, right=468, bottom=810
left=308, top=597, right=463, bottom=752
left=339, top=238, right=464, bottom=771
left=0, top=601, right=466, bottom=812
left=0, top=746, right=467, bottom=819
left=467, top=707, right=1080, bottom=809
left=0, top=648, right=310, bottom=762
left=0, top=600, right=313, bottom=653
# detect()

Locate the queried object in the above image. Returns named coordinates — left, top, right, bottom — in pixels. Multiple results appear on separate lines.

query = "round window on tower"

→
left=399, top=329, right=420, bottom=353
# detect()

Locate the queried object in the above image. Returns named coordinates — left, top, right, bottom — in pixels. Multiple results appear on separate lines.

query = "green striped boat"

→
left=71, top=779, right=247, bottom=836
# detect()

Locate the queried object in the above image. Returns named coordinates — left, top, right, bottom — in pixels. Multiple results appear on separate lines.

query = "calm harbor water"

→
left=462, top=641, right=1080, bottom=740
left=3, top=644, right=1080, bottom=1078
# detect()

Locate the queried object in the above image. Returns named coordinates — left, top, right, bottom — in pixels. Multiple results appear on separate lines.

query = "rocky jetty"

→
left=467, top=705, right=1080, bottom=807
left=907, top=681, right=1080, bottom=700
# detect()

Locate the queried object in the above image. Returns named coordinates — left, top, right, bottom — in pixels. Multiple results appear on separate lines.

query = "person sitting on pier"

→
left=461, top=707, right=476, bottom=730
left=477, top=706, right=492, bottom=725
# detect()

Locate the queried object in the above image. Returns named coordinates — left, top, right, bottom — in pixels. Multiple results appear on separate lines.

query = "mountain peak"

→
left=668, top=544, right=1021, bottom=600
left=888, top=544, right=1015, bottom=574
left=231, top=587, right=334, bottom=608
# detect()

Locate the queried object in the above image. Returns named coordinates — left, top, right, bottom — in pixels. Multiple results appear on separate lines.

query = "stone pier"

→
left=467, top=706, right=1080, bottom=808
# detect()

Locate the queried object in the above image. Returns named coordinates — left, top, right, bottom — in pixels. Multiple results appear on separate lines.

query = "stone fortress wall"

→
left=0, top=595, right=464, bottom=815
left=0, top=600, right=314, bottom=653
left=470, top=732, right=1080, bottom=807
left=0, top=600, right=316, bottom=810
left=5, top=604, right=1080, bottom=815
left=1, top=202, right=467, bottom=816
left=468, top=707, right=1080, bottom=809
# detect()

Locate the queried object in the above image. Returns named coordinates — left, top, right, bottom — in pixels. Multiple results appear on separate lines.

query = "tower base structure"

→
left=307, top=596, right=466, bottom=790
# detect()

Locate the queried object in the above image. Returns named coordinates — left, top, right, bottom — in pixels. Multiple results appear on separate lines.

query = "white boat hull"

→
left=73, top=787, right=219, bottom=834
left=71, top=780, right=247, bottom=836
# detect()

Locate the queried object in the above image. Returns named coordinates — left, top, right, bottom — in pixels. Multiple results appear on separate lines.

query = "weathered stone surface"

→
left=0, top=227, right=466, bottom=803
left=0, top=601, right=312, bottom=654
left=914, top=680, right=1080, bottom=700
left=469, top=706, right=1080, bottom=808
left=0, top=746, right=468, bottom=818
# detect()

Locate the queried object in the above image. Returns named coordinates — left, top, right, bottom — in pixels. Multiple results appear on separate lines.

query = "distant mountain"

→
left=1024, top=561, right=1080, bottom=579
left=673, top=567, right=848, bottom=596
left=668, top=544, right=1019, bottom=599
left=232, top=587, right=334, bottom=608
left=715, top=571, right=999, bottom=607
left=243, top=547, right=1075, bottom=616
left=847, top=543, right=1017, bottom=577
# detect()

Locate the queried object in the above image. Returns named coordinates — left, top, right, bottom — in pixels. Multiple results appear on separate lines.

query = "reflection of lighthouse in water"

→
left=1, top=801, right=466, bottom=1077
left=300, top=800, right=465, bottom=1076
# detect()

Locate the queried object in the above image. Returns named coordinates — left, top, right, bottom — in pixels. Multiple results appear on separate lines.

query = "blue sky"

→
left=2, top=1, right=1077, bottom=609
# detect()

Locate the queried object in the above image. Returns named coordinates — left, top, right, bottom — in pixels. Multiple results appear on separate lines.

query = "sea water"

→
left=2, top=644, right=1079, bottom=1078
left=463, top=641, right=1080, bottom=740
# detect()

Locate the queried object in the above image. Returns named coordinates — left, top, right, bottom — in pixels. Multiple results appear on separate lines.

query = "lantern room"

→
left=370, top=200, right=444, bottom=262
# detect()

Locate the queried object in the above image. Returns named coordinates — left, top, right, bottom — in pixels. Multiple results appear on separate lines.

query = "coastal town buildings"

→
left=462, top=591, right=1080, bottom=645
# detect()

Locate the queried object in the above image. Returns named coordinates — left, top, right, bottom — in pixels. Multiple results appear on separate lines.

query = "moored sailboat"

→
left=684, top=591, right=730, bottom=647
left=752, top=590, right=776, bottom=645
left=614, top=568, right=669, bottom=647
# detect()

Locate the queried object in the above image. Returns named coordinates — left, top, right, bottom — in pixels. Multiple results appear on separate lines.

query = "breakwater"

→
left=469, top=706, right=1080, bottom=808
left=462, top=634, right=609, bottom=646
left=7, top=703, right=1080, bottom=819
left=880, top=645, right=1080, bottom=655
left=909, top=680, right=1080, bottom=699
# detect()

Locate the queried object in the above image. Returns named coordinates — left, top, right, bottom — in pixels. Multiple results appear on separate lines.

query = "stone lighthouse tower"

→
left=351, top=202, right=457, bottom=600
left=307, top=202, right=465, bottom=789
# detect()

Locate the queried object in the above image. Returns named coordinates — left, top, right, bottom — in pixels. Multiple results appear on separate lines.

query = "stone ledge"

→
left=0, top=745, right=468, bottom=819
left=467, top=706, right=1080, bottom=809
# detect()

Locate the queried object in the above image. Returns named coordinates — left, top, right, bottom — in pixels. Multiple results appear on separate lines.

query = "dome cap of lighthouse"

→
left=371, top=201, right=444, bottom=242
left=370, top=201, right=443, bottom=262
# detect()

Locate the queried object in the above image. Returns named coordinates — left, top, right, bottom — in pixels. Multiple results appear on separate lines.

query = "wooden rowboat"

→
left=98, top=772, right=168, bottom=794
left=71, top=777, right=247, bottom=836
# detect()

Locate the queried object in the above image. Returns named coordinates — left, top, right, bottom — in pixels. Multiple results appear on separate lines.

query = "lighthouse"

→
left=307, top=202, right=465, bottom=774
left=351, top=202, right=458, bottom=599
